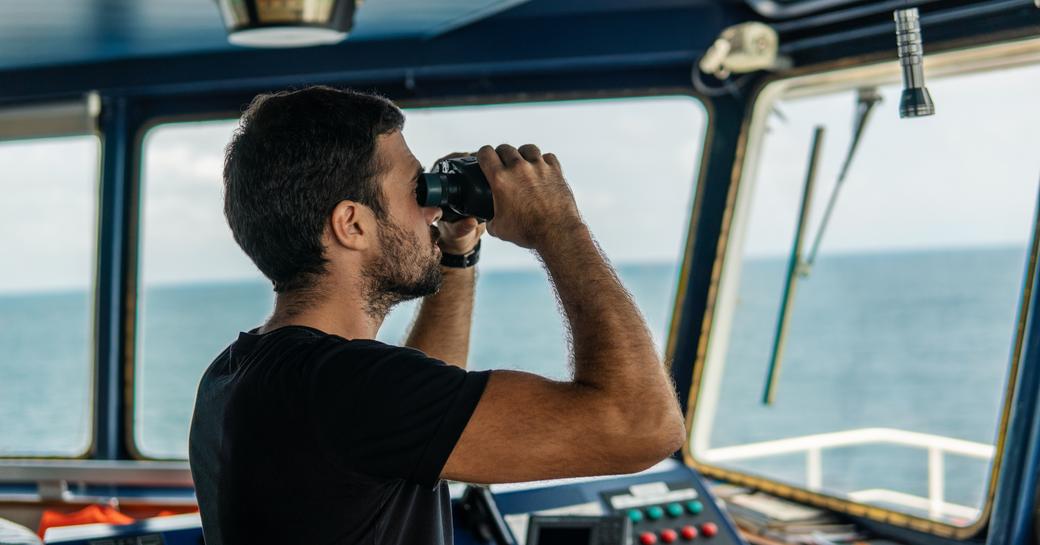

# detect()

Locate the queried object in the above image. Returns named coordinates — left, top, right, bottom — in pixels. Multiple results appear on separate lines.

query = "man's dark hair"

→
left=223, top=86, right=405, bottom=293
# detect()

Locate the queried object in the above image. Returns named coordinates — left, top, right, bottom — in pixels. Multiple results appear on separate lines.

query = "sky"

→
left=1, top=60, right=1039, bottom=294
left=741, top=63, right=1040, bottom=258
left=0, top=136, right=99, bottom=293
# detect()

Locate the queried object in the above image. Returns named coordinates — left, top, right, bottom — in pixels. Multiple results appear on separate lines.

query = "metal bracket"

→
left=37, top=480, right=70, bottom=502
left=699, top=22, right=782, bottom=80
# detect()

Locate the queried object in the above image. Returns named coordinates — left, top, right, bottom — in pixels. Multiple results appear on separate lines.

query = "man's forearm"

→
left=539, top=222, right=684, bottom=448
left=539, top=222, right=670, bottom=399
left=405, top=266, right=476, bottom=368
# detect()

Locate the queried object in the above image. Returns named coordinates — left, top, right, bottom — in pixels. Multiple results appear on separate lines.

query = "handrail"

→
left=0, top=459, right=191, bottom=487
left=700, top=427, right=994, bottom=520
left=0, top=457, right=193, bottom=505
left=847, top=489, right=980, bottom=520
left=0, top=460, right=193, bottom=503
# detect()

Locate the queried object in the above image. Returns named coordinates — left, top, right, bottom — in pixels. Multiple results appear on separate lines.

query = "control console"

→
left=459, top=460, right=744, bottom=545
left=603, top=478, right=721, bottom=545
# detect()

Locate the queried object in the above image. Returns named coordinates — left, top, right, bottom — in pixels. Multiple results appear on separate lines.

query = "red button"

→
left=640, top=532, right=659, bottom=545
left=681, top=526, right=698, bottom=540
left=700, top=523, right=718, bottom=538
left=661, top=529, right=678, bottom=543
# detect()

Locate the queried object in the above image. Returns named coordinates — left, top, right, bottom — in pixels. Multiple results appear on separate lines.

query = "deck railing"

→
left=699, top=427, right=994, bottom=520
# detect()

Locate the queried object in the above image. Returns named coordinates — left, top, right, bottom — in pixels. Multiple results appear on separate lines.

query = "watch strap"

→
left=441, top=240, right=481, bottom=269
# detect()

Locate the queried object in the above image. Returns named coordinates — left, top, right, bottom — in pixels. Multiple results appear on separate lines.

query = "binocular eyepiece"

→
left=417, top=156, right=495, bottom=222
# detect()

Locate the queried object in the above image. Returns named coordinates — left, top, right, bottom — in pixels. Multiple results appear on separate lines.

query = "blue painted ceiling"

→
left=0, top=0, right=746, bottom=72
left=0, top=0, right=533, bottom=70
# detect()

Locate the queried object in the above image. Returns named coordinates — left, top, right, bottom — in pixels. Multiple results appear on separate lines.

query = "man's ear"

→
left=329, top=200, right=374, bottom=251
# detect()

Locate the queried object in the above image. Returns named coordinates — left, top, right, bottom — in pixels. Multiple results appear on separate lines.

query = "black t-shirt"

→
left=188, top=325, right=490, bottom=545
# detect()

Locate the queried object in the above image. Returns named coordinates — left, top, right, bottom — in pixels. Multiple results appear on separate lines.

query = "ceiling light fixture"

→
left=216, top=0, right=358, bottom=48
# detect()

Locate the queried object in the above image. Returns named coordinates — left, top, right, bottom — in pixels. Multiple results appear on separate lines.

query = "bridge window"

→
left=134, top=95, right=707, bottom=459
left=691, top=53, right=1040, bottom=533
left=0, top=135, right=98, bottom=457
left=135, top=121, right=273, bottom=459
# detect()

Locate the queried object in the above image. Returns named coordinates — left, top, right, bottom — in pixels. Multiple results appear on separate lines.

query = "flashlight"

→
left=895, top=8, right=935, bottom=118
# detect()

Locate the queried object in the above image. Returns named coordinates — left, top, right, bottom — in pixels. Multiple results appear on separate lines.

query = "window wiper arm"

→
left=761, top=88, right=882, bottom=405
left=803, top=88, right=883, bottom=275
left=762, top=125, right=826, bottom=405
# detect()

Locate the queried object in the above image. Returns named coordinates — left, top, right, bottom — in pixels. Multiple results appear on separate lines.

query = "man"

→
left=189, top=86, right=685, bottom=545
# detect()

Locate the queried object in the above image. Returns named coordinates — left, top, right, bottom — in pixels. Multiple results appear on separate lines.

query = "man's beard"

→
left=361, top=219, right=443, bottom=319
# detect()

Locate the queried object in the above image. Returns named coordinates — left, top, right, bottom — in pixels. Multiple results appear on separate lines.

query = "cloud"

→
left=0, top=137, right=98, bottom=293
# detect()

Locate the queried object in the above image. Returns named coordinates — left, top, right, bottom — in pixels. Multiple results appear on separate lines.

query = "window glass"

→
left=135, top=121, right=273, bottom=458
left=134, top=96, right=706, bottom=459
left=0, top=136, right=98, bottom=456
left=693, top=62, right=1040, bottom=527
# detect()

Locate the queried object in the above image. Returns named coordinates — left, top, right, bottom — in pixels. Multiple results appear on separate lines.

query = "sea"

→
left=0, top=246, right=1027, bottom=522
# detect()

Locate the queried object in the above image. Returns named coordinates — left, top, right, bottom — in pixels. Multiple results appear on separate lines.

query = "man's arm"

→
left=405, top=265, right=476, bottom=368
left=441, top=144, right=686, bottom=484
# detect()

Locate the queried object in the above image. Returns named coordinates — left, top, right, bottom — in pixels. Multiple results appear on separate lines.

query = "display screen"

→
left=536, top=526, right=593, bottom=545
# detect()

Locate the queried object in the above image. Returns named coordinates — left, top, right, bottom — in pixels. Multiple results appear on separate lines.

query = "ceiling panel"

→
left=0, top=0, right=530, bottom=71
left=353, top=0, right=527, bottom=38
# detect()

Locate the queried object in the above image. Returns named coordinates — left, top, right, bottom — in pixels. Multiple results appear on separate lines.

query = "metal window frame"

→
left=0, top=95, right=102, bottom=460
left=682, top=36, right=1040, bottom=540
left=0, top=95, right=99, bottom=143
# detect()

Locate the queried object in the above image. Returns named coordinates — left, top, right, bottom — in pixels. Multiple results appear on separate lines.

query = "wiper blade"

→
left=761, top=88, right=882, bottom=405
left=762, top=125, right=825, bottom=405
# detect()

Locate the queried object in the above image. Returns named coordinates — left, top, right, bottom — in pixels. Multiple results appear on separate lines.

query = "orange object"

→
left=38, top=505, right=135, bottom=538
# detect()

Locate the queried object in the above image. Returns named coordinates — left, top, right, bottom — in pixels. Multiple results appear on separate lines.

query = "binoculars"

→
left=417, top=156, right=495, bottom=222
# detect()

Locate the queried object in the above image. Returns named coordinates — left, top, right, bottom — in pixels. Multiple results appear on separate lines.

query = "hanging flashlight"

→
left=894, top=8, right=935, bottom=118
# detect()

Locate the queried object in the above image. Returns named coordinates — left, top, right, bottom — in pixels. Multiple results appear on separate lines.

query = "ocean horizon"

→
left=1, top=245, right=1026, bottom=518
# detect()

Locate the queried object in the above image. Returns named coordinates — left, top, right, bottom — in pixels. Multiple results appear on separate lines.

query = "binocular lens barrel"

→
left=416, top=158, right=495, bottom=222
left=418, top=173, right=447, bottom=207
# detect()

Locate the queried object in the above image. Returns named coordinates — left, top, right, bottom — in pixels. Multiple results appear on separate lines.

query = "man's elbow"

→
left=611, top=428, right=687, bottom=475
left=598, top=403, right=687, bottom=473
left=640, top=412, right=687, bottom=465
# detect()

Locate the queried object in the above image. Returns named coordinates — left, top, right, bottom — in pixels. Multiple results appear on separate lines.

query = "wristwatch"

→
left=441, top=240, right=481, bottom=269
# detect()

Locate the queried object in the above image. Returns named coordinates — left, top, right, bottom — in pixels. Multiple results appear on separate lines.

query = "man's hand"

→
left=438, top=217, right=485, bottom=255
left=476, top=144, right=582, bottom=251
left=432, top=152, right=486, bottom=255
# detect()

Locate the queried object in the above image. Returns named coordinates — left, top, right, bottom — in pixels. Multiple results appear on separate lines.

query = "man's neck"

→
left=260, top=288, right=385, bottom=340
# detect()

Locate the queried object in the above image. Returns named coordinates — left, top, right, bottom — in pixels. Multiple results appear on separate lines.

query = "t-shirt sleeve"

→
left=312, top=342, right=490, bottom=488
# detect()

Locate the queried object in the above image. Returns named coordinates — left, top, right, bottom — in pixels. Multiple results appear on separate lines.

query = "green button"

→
left=686, top=500, right=704, bottom=515
left=628, top=509, right=644, bottom=523
left=646, top=506, right=664, bottom=520
left=667, top=503, right=684, bottom=517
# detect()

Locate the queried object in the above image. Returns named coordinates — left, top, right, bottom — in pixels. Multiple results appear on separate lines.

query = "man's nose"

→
left=427, top=205, right=443, bottom=224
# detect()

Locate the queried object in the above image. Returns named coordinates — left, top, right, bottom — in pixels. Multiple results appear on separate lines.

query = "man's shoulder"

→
left=195, top=327, right=455, bottom=400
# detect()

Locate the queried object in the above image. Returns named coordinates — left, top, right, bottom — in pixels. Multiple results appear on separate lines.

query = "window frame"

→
left=0, top=97, right=102, bottom=460
left=125, top=89, right=714, bottom=460
left=682, top=37, right=1040, bottom=539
